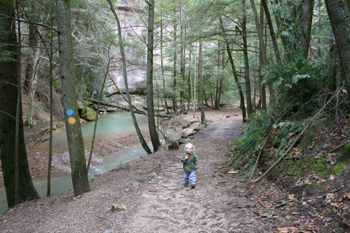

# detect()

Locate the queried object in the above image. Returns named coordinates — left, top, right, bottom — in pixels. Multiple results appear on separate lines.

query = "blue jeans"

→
left=184, top=171, right=196, bottom=185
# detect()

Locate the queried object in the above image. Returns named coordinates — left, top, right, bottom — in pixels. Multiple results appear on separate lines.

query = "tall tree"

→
left=25, top=47, right=41, bottom=126
left=0, top=0, right=40, bottom=208
left=159, top=5, right=170, bottom=114
left=242, top=0, right=253, bottom=115
left=214, top=42, right=224, bottom=110
left=179, top=0, right=186, bottom=111
left=23, top=0, right=39, bottom=94
left=219, top=17, right=247, bottom=122
left=249, top=0, right=267, bottom=110
left=272, top=0, right=314, bottom=59
left=198, top=28, right=205, bottom=122
left=261, top=0, right=281, bottom=63
left=172, top=8, right=178, bottom=113
left=324, top=0, right=350, bottom=91
left=56, top=0, right=91, bottom=196
left=146, top=0, right=161, bottom=152
left=107, top=0, right=152, bottom=155
left=297, top=0, right=314, bottom=58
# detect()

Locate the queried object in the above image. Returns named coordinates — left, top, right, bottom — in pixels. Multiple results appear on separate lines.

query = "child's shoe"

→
left=191, top=185, right=196, bottom=189
left=184, top=183, right=188, bottom=187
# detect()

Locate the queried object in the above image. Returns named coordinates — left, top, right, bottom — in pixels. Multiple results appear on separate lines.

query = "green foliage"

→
left=235, top=111, right=273, bottom=151
left=272, top=120, right=307, bottom=153
left=263, top=55, right=333, bottom=115
left=0, top=47, right=16, bottom=62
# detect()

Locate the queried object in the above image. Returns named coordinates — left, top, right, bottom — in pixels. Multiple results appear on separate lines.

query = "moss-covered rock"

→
left=79, top=106, right=98, bottom=121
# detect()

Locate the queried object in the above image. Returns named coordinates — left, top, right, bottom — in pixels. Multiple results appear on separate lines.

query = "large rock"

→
left=79, top=106, right=98, bottom=121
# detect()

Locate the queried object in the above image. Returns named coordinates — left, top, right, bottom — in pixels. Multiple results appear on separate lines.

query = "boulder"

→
left=79, top=106, right=98, bottom=121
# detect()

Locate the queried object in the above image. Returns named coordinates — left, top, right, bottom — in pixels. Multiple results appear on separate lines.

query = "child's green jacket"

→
left=181, top=153, right=198, bottom=172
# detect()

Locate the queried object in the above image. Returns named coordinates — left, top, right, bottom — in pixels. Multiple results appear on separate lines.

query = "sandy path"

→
left=0, top=109, right=299, bottom=232
left=113, top=110, right=282, bottom=232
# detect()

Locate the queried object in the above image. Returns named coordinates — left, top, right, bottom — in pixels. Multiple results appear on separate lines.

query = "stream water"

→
left=0, top=111, right=149, bottom=214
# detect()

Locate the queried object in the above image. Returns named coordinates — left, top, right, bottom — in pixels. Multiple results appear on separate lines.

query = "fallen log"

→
left=83, top=97, right=171, bottom=118
left=83, top=97, right=147, bottom=115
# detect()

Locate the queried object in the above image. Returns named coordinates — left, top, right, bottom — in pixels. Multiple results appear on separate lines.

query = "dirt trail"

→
left=0, top=109, right=305, bottom=232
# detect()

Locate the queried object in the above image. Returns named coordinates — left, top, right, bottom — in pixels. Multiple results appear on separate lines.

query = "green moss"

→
left=79, top=106, right=97, bottom=121
left=313, top=157, right=329, bottom=177
left=269, top=152, right=347, bottom=181
left=332, top=162, right=347, bottom=176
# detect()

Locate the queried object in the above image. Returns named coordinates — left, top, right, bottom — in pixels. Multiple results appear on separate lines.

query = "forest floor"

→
left=0, top=107, right=349, bottom=232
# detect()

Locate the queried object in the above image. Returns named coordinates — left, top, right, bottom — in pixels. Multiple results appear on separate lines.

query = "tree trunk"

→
left=242, top=0, right=253, bottom=116
left=25, top=47, right=40, bottom=126
left=226, top=43, right=247, bottom=122
left=47, top=25, right=54, bottom=197
left=188, top=43, right=192, bottom=110
left=192, top=42, right=198, bottom=118
left=146, top=0, right=160, bottom=152
left=172, top=12, right=178, bottom=113
left=217, top=43, right=225, bottom=109
left=180, top=0, right=186, bottom=112
left=261, top=0, right=281, bottom=63
left=297, top=0, right=314, bottom=58
left=260, top=1, right=275, bottom=106
left=107, top=0, right=152, bottom=155
left=220, top=18, right=247, bottom=122
left=250, top=0, right=267, bottom=110
left=214, top=42, right=222, bottom=110
left=23, top=0, right=38, bottom=94
left=160, top=8, right=169, bottom=114
left=0, top=0, right=40, bottom=208
left=324, top=0, right=350, bottom=90
left=198, top=31, right=205, bottom=122
left=56, top=0, right=90, bottom=196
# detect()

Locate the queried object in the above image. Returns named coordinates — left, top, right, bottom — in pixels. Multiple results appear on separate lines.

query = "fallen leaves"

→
left=288, top=194, right=296, bottom=201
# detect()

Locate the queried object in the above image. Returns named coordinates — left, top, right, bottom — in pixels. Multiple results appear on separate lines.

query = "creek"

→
left=0, top=111, right=149, bottom=214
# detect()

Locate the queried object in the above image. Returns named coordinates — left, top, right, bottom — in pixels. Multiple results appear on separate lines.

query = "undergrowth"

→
left=227, top=88, right=350, bottom=183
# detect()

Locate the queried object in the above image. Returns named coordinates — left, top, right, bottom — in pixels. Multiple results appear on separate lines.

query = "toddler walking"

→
left=181, top=143, right=198, bottom=188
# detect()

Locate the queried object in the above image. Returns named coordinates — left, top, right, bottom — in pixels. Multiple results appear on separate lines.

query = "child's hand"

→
left=185, top=156, right=188, bottom=160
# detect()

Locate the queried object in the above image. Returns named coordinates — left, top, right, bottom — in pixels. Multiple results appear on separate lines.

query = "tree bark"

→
left=25, top=47, right=40, bottom=126
left=325, top=0, right=350, bottom=90
left=220, top=18, right=247, bottom=122
left=215, top=42, right=224, bottom=110
left=107, top=0, right=152, bottom=155
left=180, top=0, right=186, bottom=112
left=146, top=0, right=160, bottom=152
left=250, top=0, right=267, bottom=110
left=297, top=0, right=314, bottom=58
left=242, top=0, right=253, bottom=115
left=56, top=0, right=90, bottom=196
left=261, top=0, right=281, bottom=63
left=23, top=0, right=38, bottom=94
left=160, top=7, right=169, bottom=114
left=198, top=30, right=205, bottom=122
left=0, top=0, right=40, bottom=208
left=172, top=16, right=178, bottom=113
